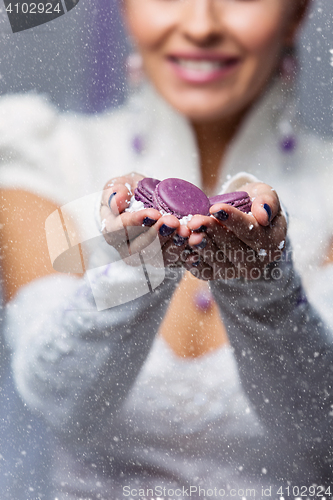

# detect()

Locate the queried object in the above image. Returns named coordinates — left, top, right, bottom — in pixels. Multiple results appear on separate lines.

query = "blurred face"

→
left=123, top=0, right=305, bottom=124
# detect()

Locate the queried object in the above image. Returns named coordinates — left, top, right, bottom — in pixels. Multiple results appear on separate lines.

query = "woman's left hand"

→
left=182, top=182, right=287, bottom=281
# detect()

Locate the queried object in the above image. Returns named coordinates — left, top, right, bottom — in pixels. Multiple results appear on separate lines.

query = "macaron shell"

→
left=209, top=191, right=252, bottom=213
left=154, top=178, right=210, bottom=218
left=134, top=177, right=160, bottom=208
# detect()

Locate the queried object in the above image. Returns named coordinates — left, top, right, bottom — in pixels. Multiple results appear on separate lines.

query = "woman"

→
left=2, top=0, right=333, bottom=498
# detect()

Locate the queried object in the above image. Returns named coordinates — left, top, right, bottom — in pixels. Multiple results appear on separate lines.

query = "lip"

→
left=166, top=52, right=241, bottom=84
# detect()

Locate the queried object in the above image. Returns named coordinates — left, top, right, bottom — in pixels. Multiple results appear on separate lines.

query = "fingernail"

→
left=213, top=210, right=228, bottom=221
left=143, top=217, right=157, bottom=227
left=192, top=256, right=201, bottom=267
left=263, top=203, right=272, bottom=222
left=195, top=238, right=207, bottom=250
left=193, top=225, right=207, bottom=233
left=173, top=234, right=188, bottom=247
left=108, top=192, right=117, bottom=208
left=181, top=248, right=192, bottom=261
left=159, top=224, right=176, bottom=237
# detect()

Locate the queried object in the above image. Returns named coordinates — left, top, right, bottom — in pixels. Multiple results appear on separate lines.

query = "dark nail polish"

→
left=143, top=217, right=157, bottom=227
left=195, top=238, right=207, bottom=250
left=213, top=210, right=228, bottom=221
left=181, top=248, right=192, bottom=261
left=173, top=234, right=188, bottom=247
left=263, top=203, right=272, bottom=222
left=108, top=192, right=117, bottom=208
left=193, top=225, right=207, bottom=233
left=159, top=224, right=176, bottom=237
left=192, top=257, right=201, bottom=267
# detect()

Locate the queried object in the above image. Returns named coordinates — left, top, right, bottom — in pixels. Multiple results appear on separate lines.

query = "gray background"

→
left=0, top=0, right=332, bottom=136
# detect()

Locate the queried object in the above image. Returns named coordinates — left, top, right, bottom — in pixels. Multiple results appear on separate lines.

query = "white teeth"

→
left=176, top=58, right=223, bottom=72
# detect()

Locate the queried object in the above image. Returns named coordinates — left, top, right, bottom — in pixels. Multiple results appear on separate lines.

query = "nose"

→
left=180, top=0, right=222, bottom=46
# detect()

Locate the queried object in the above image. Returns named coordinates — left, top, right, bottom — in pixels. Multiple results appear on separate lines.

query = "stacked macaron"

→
left=134, top=177, right=160, bottom=208
left=153, top=178, right=211, bottom=219
left=134, top=177, right=252, bottom=217
left=209, top=191, right=252, bottom=213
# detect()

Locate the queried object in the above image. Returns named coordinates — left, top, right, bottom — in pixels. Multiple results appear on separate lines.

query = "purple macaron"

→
left=153, top=178, right=211, bottom=219
left=209, top=191, right=252, bottom=213
left=134, top=177, right=161, bottom=208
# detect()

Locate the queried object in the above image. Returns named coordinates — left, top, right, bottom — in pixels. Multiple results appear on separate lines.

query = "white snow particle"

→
left=100, top=219, right=106, bottom=232
left=125, top=196, right=145, bottom=213
left=125, top=182, right=132, bottom=194
left=180, top=214, right=193, bottom=225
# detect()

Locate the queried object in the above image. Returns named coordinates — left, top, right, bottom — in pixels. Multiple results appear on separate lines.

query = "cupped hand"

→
left=100, top=173, right=191, bottom=267
left=183, top=182, right=287, bottom=280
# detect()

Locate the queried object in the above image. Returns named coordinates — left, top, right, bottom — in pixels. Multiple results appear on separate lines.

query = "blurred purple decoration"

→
left=193, top=289, right=214, bottom=312
left=280, top=53, right=298, bottom=82
left=132, top=134, right=144, bottom=155
left=296, top=292, right=308, bottom=307
left=85, top=0, right=127, bottom=113
left=280, top=135, right=297, bottom=153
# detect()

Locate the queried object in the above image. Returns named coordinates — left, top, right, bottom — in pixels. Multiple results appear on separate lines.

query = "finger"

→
left=124, top=226, right=161, bottom=262
left=102, top=209, right=161, bottom=251
left=210, top=205, right=261, bottom=247
left=188, top=214, right=264, bottom=271
left=182, top=253, right=215, bottom=281
left=190, top=209, right=285, bottom=269
left=242, top=182, right=280, bottom=226
left=162, top=240, right=186, bottom=267
left=162, top=223, right=192, bottom=264
left=103, top=208, right=160, bottom=235
left=189, top=211, right=234, bottom=247
left=189, top=231, right=255, bottom=278
left=186, top=215, right=212, bottom=247
left=155, top=215, right=180, bottom=243
left=263, top=211, right=288, bottom=254
left=101, top=183, right=133, bottom=216
left=121, top=215, right=181, bottom=263
left=183, top=248, right=239, bottom=281
left=101, top=172, right=145, bottom=216
left=102, top=172, right=144, bottom=193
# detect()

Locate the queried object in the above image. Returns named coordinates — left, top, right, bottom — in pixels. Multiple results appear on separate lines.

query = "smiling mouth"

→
left=169, top=56, right=239, bottom=73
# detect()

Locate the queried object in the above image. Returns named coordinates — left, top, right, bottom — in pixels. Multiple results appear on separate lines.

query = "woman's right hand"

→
left=183, top=182, right=286, bottom=281
left=100, top=173, right=191, bottom=267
